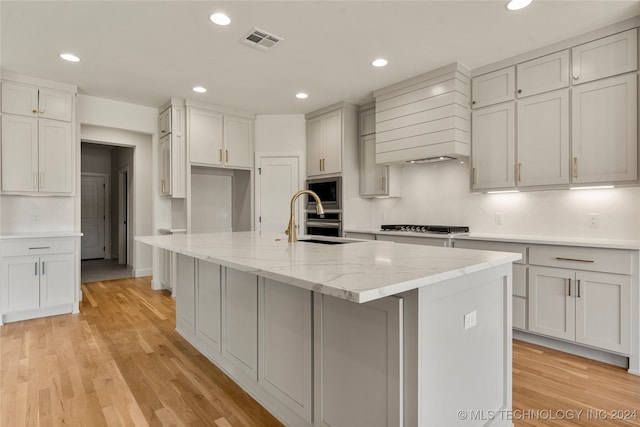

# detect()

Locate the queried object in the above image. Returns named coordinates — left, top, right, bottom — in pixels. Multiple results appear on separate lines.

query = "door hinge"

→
left=103, top=246, right=106, bottom=251
left=258, top=167, right=262, bottom=175
left=103, top=183, right=106, bottom=188
left=259, top=216, right=262, bottom=223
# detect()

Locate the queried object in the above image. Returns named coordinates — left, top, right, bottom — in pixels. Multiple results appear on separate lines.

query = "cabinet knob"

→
left=517, top=89, right=522, bottom=94
left=573, top=75, right=580, bottom=80
left=32, top=109, right=37, bottom=114
left=471, top=100, right=476, bottom=105
left=39, top=109, right=44, bottom=114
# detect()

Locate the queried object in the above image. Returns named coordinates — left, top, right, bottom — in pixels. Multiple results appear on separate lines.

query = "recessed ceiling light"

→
left=296, top=92, right=308, bottom=99
left=210, top=13, right=231, bottom=26
left=371, top=58, right=388, bottom=67
left=193, top=86, right=207, bottom=93
left=60, top=53, right=80, bottom=62
left=506, top=0, right=532, bottom=11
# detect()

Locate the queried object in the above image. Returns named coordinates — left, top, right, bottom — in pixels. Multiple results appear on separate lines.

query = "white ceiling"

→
left=2, top=1, right=640, bottom=115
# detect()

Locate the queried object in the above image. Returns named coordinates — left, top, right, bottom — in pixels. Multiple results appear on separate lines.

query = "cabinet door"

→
left=516, top=50, right=570, bottom=97
left=306, top=116, right=323, bottom=176
left=188, top=108, right=223, bottom=165
left=38, top=119, right=73, bottom=194
left=471, top=67, right=515, bottom=108
left=39, top=254, right=75, bottom=307
left=223, top=115, right=253, bottom=168
left=528, top=266, right=575, bottom=341
left=517, top=90, right=569, bottom=187
left=170, top=106, right=186, bottom=198
left=196, top=261, right=222, bottom=353
left=360, top=134, right=387, bottom=196
left=0, top=256, right=40, bottom=313
left=1, top=115, right=39, bottom=193
left=571, top=74, right=637, bottom=184
left=158, top=107, right=171, bottom=136
left=38, top=88, right=73, bottom=122
left=314, top=294, right=402, bottom=427
left=222, top=268, right=258, bottom=380
left=471, top=102, right=515, bottom=190
left=1, top=82, right=38, bottom=117
left=575, top=271, right=631, bottom=355
left=176, top=254, right=196, bottom=334
left=360, top=107, right=375, bottom=136
left=322, top=110, right=342, bottom=175
left=572, top=28, right=638, bottom=85
left=259, top=279, right=312, bottom=422
left=159, top=134, right=171, bottom=196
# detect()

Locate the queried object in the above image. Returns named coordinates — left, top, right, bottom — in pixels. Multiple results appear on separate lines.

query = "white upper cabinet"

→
left=571, top=73, right=637, bottom=184
left=2, top=82, right=73, bottom=122
left=471, top=66, right=515, bottom=108
left=187, top=107, right=254, bottom=169
left=516, top=50, right=570, bottom=97
left=158, top=107, right=171, bottom=136
left=223, top=115, right=254, bottom=169
left=516, top=90, right=570, bottom=187
left=572, top=28, right=638, bottom=85
left=188, top=108, right=224, bottom=166
left=306, top=108, right=343, bottom=177
left=471, top=101, right=515, bottom=190
left=158, top=104, right=186, bottom=198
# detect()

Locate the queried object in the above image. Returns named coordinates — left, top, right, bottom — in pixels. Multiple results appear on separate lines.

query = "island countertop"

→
left=136, top=231, right=521, bottom=303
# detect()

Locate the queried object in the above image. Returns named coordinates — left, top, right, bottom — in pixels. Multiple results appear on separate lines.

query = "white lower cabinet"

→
left=176, top=254, right=196, bottom=334
left=195, top=260, right=222, bottom=353
left=259, top=279, right=312, bottom=422
left=222, top=268, right=258, bottom=380
left=0, top=237, right=77, bottom=323
left=314, top=294, right=403, bottom=427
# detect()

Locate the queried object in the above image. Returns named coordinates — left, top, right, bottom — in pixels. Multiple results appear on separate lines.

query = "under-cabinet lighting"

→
left=60, top=53, right=80, bottom=62
left=192, top=86, right=207, bottom=93
left=210, top=13, right=231, bottom=26
left=506, top=0, right=532, bottom=11
left=570, top=185, right=615, bottom=190
left=486, top=190, right=520, bottom=194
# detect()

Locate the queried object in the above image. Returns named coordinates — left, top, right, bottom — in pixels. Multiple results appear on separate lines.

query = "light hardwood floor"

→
left=1, top=277, right=639, bottom=426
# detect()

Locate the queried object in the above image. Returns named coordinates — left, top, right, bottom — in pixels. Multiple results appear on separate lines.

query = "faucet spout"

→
left=286, top=190, right=324, bottom=242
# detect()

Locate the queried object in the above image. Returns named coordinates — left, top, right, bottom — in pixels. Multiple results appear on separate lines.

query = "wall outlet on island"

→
left=464, top=310, right=477, bottom=330
left=588, top=213, right=599, bottom=228
left=495, top=212, right=504, bottom=226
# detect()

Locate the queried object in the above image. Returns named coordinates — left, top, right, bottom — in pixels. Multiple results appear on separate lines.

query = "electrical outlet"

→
left=495, top=212, right=504, bottom=226
left=464, top=310, right=477, bottom=330
left=588, top=213, right=599, bottom=228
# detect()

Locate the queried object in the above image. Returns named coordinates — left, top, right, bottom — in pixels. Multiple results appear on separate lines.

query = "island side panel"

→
left=417, top=263, right=513, bottom=427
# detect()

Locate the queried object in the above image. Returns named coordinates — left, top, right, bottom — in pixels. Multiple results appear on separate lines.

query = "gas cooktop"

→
left=380, top=224, right=470, bottom=234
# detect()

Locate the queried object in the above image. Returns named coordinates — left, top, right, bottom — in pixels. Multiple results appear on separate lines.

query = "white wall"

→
left=255, top=114, right=306, bottom=154
left=366, top=161, right=640, bottom=241
left=77, top=94, right=158, bottom=276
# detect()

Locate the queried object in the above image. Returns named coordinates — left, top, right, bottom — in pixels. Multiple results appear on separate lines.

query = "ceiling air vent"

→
left=242, top=27, right=283, bottom=51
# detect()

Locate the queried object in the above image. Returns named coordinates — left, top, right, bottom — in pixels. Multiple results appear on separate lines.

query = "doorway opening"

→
left=80, top=142, right=134, bottom=283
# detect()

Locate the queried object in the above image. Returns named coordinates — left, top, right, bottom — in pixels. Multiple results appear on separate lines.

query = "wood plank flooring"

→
left=1, top=276, right=639, bottom=426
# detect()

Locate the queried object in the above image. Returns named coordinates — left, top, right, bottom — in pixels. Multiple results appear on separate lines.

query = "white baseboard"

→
left=133, top=268, right=152, bottom=277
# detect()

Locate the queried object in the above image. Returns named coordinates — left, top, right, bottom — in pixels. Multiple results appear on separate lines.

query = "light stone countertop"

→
left=344, top=228, right=640, bottom=250
left=136, top=231, right=521, bottom=303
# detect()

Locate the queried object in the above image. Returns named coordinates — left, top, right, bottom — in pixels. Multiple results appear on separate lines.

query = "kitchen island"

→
left=136, top=231, right=521, bottom=427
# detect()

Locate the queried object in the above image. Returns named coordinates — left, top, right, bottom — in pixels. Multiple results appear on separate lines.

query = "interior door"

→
left=81, top=175, right=106, bottom=260
left=257, top=156, right=299, bottom=233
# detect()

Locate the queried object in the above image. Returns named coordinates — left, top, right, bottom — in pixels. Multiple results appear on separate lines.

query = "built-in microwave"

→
left=306, top=176, right=341, bottom=210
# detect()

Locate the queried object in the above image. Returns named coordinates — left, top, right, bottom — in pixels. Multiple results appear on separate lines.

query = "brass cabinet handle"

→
left=573, top=157, right=577, bottom=178
left=32, top=109, right=37, bottom=114
left=33, top=172, right=38, bottom=189
left=567, top=278, right=571, bottom=296
left=577, top=280, right=581, bottom=298
left=219, top=149, right=223, bottom=162
left=161, top=179, right=165, bottom=193
left=573, top=75, right=580, bottom=80
left=555, top=257, right=594, bottom=263
left=226, top=149, right=229, bottom=163
left=35, top=262, right=38, bottom=276
left=518, top=163, right=522, bottom=182
left=382, top=176, right=386, bottom=191
left=40, top=109, right=44, bottom=114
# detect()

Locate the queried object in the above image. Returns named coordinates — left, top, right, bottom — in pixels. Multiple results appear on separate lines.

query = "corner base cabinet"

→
left=0, top=236, right=80, bottom=325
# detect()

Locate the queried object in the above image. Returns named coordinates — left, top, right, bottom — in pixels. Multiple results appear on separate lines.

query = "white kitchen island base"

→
left=137, top=232, right=519, bottom=427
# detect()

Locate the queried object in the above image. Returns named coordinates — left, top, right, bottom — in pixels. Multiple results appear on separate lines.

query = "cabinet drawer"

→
left=1, top=238, right=75, bottom=257
left=513, top=296, right=527, bottom=330
left=529, top=245, right=634, bottom=275
left=453, top=239, right=527, bottom=264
